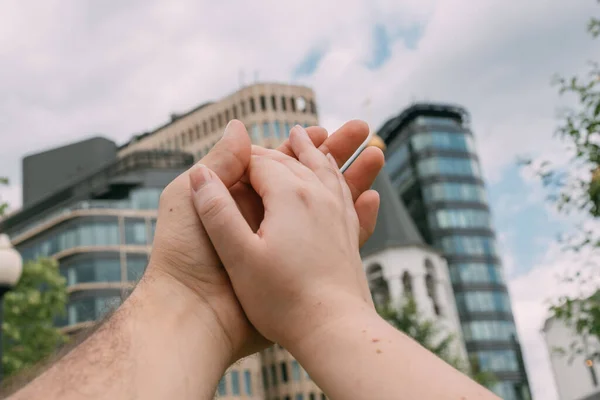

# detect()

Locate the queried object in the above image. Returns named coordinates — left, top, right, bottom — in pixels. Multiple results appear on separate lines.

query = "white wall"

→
left=544, top=318, right=600, bottom=400
left=362, top=245, right=467, bottom=364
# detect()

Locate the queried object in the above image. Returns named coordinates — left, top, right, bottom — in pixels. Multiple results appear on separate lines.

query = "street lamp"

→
left=0, top=234, right=23, bottom=381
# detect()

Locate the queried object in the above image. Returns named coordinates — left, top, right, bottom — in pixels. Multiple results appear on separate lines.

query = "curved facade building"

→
left=0, top=141, right=192, bottom=334
left=377, top=104, right=531, bottom=400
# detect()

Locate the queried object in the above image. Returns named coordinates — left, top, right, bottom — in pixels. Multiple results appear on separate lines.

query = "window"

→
left=231, top=370, right=240, bottom=395
left=422, top=182, right=487, bottom=203
left=149, top=219, right=157, bottom=244
left=425, top=260, right=440, bottom=315
left=218, top=376, right=227, bottom=396
left=414, top=116, right=460, bottom=127
left=367, top=264, right=390, bottom=308
left=309, top=99, right=317, bottom=114
left=250, top=97, right=256, bottom=113
left=188, top=128, right=194, bottom=144
left=474, top=350, right=519, bottom=372
left=195, top=124, right=200, bottom=139
left=181, top=132, right=186, bottom=146
left=174, top=136, right=180, bottom=149
left=292, top=360, right=301, bottom=381
left=66, top=295, right=121, bottom=326
left=402, top=271, right=413, bottom=297
left=309, top=394, right=316, bottom=400
left=384, top=145, right=410, bottom=175
left=461, top=320, right=516, bottom=342
left=291, top=97, right=296, bottom=112
left=263, top=122, right=271, bottom=138
left=455, top=291, right=511, bottom=313
left=250, top=124, right=261, bottom=143
left=281, top=95, right=287, bottom=111
left=271, top=95, right=277, bottom=110
left=225, top=109, right=230, bottom=122
left=449, top=263, right=505, bottom=284
left=125, top=218, right=147, bottom=245
left=390, top=167, right=415, bottom=194
left=437, top=235, right=497, bottom=256
left=260, top=95, right=267, bottom=111
left=271, top=364, right=278, bottom=386
left=127, top=254, right=147, bottom=282
left=210, top=117, right=215, bottom=132
left=417, top=157, right=480, bottom=178
left=274, top=121, right=282, bottom=139
left=428, top=209, right=492, bottom=230
left=321, top=394, right=327, bottom=400
left=262, top=366, right=269, bottom=389
left=218, top=113, right=223, bottom=128
left=284, top=396, right=291, bottom=400
left=202, top=121, right=208, bottom=136
left=244, top=369, right=252, bottom=395
left=233, top=105, right=238, bottom=119
left=411, top=131, right=475, bottom=153
left=61, top=255, right=121, bottom=286
left=281, top=362, right=289, bottom=383
left=295, top=394, right=304, bottom=400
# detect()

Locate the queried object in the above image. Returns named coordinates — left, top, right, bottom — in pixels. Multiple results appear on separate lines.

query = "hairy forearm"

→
left=288, top=307, right=498, bottom=400
left=9, top=271, right=232, bottom=400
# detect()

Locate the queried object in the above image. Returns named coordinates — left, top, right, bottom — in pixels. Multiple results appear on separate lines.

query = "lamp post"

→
left=0, top=234, right=23, bottom=381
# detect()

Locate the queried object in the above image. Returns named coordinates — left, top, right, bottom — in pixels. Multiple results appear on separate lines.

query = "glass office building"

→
left=0, top=137, right=192, bottom=333
left=378, top=104, right=531, bottom=400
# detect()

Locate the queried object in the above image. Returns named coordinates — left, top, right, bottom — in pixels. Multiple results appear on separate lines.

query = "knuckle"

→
left=293, top=184, right=313, bottom=207
left=198, top=194, right=228, bottom=220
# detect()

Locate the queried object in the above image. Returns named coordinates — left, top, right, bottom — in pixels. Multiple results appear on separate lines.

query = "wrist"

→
left=282, top=294, right=379, bottom=355
left=132, top=268, right=236, bottom=368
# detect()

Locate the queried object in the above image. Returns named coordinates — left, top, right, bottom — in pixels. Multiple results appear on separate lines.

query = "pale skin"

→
left=8, top=121, right=498, bottom=400
left=8, top=120, right=383, bottom=400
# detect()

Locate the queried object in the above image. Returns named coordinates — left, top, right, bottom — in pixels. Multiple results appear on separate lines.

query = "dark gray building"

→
left=377, top=103, right=531, bottom=400
left=0, top=138, right=192, bottom=333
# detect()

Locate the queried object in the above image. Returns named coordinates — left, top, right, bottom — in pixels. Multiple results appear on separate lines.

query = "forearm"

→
left=288, top=307, right=498, bottom=400
left=10, top=271, right=232, bottom=400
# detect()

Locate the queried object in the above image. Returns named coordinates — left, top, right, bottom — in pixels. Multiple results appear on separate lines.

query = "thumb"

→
left=201, top=120, right=251, bottom=188
left=189, top=164, right=256, bottom=267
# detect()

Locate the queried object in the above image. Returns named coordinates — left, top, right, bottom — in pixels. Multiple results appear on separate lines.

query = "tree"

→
left=524, top=2, right=600, bottom=362
left=377, top=297, right=496, bottom=388
left=1, top=177, right=68, bottom=378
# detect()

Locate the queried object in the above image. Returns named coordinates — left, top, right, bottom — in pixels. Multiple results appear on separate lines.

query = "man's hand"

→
left=147, top=120, right=384, bottom=360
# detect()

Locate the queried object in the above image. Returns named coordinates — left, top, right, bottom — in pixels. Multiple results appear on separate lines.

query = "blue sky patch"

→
left=292, top=46, right=327, bottom=78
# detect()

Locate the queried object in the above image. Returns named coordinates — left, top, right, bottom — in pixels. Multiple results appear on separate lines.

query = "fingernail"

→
left=223, top=120, right=235, bottom=137
left=294, top=125, right=309, bottom=138
left=189, top=164, right=213, bottom=192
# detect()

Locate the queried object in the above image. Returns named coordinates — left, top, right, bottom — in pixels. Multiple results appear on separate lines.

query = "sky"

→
left=1, top=1, right=600, bottom=398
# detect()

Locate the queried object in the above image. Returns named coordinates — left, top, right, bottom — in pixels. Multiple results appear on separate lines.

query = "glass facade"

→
left=380, top=108, right=530, bottom=397
left=244, top=369, right=252, bottom=395
left=66, top=295, right=121, bottom=326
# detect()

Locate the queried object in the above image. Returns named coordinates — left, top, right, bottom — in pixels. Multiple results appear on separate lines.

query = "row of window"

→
left=411, top=131, right=475, bottom=153
left=422, top=182, right=488, bottom=204
left=384, top=145, right=410, bottom=175
left=263, top=360, right=310, bottom=388
left=19, top=217, right=157, bottom=262
left=492, top=381, right=530, bottom=400
left=461, top=320, right=516, bottom=342
left=473, top=350, right=519, bottom=372
left=56, top=294, right=122, bottom=327
left=269, top=394, right=326, bottom=400
left=428, top=209, right=492, bottom=230
left=455, top=291, right=511, bottom=314
left=59, top=253, right=148, bottom=286
left=436, top=235, right=497, bottom=257
left=217, top=369, right=253, bottom=396
left=413, top=116, right=462, bottom=128
left=417, top=156, right=481, bottom=178
left=159, top=95, right=317, bottom=151
left=448, top=262, right=505, bottom=285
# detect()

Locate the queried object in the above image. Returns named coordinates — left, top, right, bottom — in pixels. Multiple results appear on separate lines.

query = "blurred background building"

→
left=0, top=83, right=531, bottom=399
left=377, top=103, right=531, bottom=400
left=544, top=310, right=600, bottom=400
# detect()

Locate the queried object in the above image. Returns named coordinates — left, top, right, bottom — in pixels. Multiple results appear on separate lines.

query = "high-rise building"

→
left=544, top=308, right=600, bottom=400
left=377, top=103, right=531, bottom=400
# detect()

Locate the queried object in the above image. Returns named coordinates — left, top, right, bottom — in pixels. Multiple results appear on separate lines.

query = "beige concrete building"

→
left=119, top=82, right=319, bottom=159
